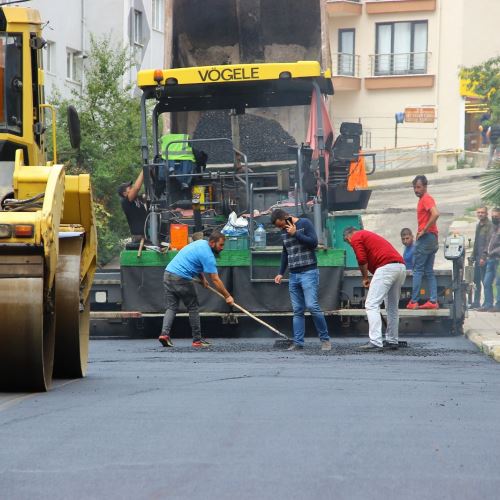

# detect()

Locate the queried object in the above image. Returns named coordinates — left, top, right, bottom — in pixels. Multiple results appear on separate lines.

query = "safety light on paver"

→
left=14, top=224, right=34, bottom=238
left=153, top=69, right=163, bottom=84
left=0, top=224, right=12, bottom=238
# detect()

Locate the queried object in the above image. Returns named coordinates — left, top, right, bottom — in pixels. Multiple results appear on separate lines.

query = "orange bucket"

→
left=170, top=223, right=189, bottom=250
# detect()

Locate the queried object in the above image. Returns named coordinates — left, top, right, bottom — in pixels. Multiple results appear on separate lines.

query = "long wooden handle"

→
left=195, top=280, right=290, bottom=340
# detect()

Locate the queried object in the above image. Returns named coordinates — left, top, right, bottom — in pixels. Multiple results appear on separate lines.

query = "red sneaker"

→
left=406, top=301, right=419, bottom=310
left=419, top=300, right=439, bottom=310
left=192, top=339, right=211, bottom=348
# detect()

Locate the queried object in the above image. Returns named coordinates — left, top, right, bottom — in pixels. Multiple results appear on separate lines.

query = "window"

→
left=0, top=34, right=23, bottom=135
left=44, top=41, right=55, bottom=74
left=66, top=50, right=82, bottom=82
left=134, top=9, right=143, bottom=44
left=375, top=21, right=428, bottom=76
left=338, top=29, right=355, bottom=76
left=152, top=0, right=164, bottom=31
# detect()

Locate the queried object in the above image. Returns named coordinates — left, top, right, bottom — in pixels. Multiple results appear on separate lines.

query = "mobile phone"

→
left=286, top=217, right=293, bottom=225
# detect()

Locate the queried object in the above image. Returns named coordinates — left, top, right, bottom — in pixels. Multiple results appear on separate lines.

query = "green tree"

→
left=461, top=56, right=500, bottom=122
left=52, top=36, right=146, bottom=265
left=461, top=57, right=500, bottom=205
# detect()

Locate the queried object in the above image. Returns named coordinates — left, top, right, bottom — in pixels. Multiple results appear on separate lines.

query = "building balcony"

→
left=365, top=0, right=436, bottom=15
left=326, top=0, right=362, bottom=17
left=331, top=53, right=362, bottom=91
left=365, top=52, right=435, bottom=89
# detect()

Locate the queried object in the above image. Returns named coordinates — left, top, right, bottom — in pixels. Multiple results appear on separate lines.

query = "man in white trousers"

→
left=343, top=227, right=407, bottom=350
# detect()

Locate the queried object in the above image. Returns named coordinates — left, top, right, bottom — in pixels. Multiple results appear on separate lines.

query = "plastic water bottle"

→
left=254, top=224, right=266, bottom=248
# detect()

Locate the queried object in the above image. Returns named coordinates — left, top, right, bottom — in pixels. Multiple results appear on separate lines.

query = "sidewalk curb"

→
left=464, top=328, right=500, bottom=362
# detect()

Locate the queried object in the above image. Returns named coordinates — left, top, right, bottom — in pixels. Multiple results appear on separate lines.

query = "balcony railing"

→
left=369, top=52, right=431, bottom=76
left=332, top=53, right=360, bottom=77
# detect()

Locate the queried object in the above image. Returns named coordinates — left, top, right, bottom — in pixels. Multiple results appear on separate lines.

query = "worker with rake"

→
left=158, top=230, right=234, bottom=348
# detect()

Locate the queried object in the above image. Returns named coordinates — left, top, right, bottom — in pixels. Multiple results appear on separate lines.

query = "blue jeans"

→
left=411, top=232, right=438, bottom=303
left=159, top=160, right=194, bottom=186
left=288, top=268, right=329, bottom=346
left=482, top=259, right=498, bottom=308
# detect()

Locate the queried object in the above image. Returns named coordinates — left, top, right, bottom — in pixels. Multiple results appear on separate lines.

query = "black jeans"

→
left=161, top=271, right=201, bottom=340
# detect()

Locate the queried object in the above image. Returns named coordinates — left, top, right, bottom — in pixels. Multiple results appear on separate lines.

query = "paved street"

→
left=1, top=336, right=499, bottom=500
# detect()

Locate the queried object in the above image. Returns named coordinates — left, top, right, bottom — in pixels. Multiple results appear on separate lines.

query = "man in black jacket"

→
left=470, top=206, right=493, bottom=308
left=117, top=170, right=148, bottom=242
left=271, top=209, right=331, bottom=351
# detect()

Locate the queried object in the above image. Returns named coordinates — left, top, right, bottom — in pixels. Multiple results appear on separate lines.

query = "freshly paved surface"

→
left=1, top=336, right=500, bottom=500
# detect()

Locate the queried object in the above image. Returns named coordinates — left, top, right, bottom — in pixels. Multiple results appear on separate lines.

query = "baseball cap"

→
left=117, top=181, right=133, bottom=196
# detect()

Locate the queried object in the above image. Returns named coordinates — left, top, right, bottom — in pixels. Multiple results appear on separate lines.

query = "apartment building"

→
left=24, top=0, right=166, bottom=99
left=325, top=0, right=500, bottom=152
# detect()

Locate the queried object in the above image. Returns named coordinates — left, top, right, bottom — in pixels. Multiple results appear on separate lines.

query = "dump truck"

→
left=0, top=6, right=97, bottom=391
left=90, top=61, right=467, bottom=337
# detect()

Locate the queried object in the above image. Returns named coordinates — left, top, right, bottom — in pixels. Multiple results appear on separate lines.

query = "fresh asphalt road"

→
left=1, top=336, right=499, bottom=500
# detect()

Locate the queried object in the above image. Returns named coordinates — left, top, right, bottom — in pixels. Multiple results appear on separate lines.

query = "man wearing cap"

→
left=117, top=170, right=148, bottom=242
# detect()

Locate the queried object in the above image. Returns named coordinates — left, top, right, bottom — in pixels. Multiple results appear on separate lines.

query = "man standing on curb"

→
left=470, top=207, right=493, bottom=309
left=407, top=175, right=440, bottom=310
left=271, top=209, right=331, bottom=352
left=344, top=227, right=407, bottom=351
left=159, top=230, right=234, bottom=348
left=479, top=208, right=500, bottom=312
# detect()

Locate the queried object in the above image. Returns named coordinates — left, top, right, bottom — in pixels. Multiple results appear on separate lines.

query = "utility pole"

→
left=319, top=0, right=332, bottom=70
left=162, top=0, right=174, bottom=134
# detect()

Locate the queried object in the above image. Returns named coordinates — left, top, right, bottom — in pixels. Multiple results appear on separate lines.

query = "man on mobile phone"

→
left=271, top=209, right=331, bottom=351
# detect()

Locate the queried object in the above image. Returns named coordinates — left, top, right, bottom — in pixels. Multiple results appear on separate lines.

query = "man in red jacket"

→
left=344, top=227, right=407, bottom=350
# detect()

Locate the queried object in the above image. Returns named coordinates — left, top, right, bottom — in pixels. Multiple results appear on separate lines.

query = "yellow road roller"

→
left=0, top=6, right=97, bottom=391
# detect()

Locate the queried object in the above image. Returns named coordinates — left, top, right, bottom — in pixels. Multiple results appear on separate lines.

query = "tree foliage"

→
left=52, top=36, right=145, bottom=265
left=461, top=56, right=500, bottom=122
left=461, top=57, right=500, bottom=204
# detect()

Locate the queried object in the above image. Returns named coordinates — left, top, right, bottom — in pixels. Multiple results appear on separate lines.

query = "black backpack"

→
left=490, top=124, right=500, bottom=145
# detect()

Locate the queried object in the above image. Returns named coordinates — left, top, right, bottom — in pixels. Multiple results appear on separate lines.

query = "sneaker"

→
left=321, top=340, right=332, bottom=351
left=192, top=339, right=211, bottom=348
left=406, top=301, right=419, bottom=310
left=158, top=334, right=174, bottom=348
left=287, top=344, right=303, bottom=351
left=419, top=300, right=439, bottom=310
left=478, top=306, right=492, bottom=312
left=384, top=341, right=399, bottom=350
left=357, top=342, right=383, bottom=351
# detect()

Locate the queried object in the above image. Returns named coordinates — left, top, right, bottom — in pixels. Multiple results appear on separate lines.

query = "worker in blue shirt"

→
left=400, top=227, right=415, bottom=271
left=159, top=231, right=234, bottom=348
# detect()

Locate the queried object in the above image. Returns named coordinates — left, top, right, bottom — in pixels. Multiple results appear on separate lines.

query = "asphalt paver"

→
left=1, top=336, right=499, bottom=500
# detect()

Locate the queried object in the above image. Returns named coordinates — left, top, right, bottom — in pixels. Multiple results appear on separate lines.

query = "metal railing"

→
left=369, top=52, right=431, bottom=77
left=365, top=144, right=435, bottom=171
left=331, top=53, right=360, bottom=77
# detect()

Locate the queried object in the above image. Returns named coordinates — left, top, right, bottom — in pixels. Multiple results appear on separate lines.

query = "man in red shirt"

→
left=344, top=227, right=407, bottom=350
left=407, top=175, right=440, bottom=310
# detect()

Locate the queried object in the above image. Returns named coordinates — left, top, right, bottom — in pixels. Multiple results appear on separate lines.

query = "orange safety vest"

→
left=347, top=154, right=368, bottom=191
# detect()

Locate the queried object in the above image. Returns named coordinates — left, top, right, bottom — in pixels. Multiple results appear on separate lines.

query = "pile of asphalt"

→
left=151, top=341, right=469, bottom=357
left=193, top=110, right=297, bottom=163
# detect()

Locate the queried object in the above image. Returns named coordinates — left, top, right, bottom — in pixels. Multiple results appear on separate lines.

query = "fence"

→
left=365, top=144, right=435, bottom=171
